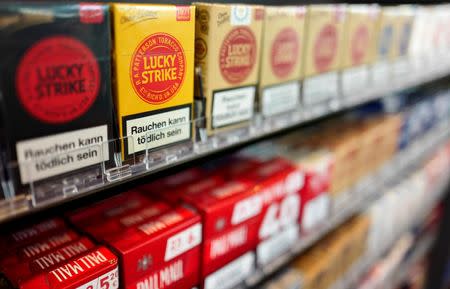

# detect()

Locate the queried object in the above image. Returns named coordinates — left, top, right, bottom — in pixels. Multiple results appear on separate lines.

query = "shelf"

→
left=331, top=219, right=439, bottom=289
left=236, top=123, right=450, bottom=289
left=1, top=56, right=450, bottom=225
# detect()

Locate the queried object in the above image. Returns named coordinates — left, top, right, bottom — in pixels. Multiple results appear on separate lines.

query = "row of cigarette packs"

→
left=2, top=138, right=448, bottom=289
left=1, top=2, right=449, bottom=190
left=2, top=94, right=449, bottom=289
left=263, top=142, right=450, bottom=289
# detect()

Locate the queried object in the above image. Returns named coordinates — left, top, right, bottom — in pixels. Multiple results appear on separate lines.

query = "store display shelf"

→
left=1, top=56, right=449, bottom=225
left=331, top=219, right=439, bottom=289
left=386, top=234, right=436, bottom=289
left=234, top=123, right=450, bottom=289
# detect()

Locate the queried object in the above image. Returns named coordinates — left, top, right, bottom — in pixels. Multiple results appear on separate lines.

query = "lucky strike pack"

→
left=194, top=3, right=264, bottom=134
left=112, top=4, right=195, bottom=157
left=302, top=5, right=346, bottom=107
left=258, top=6, right=305, bottom=117
left=69, top=192, right=201, bottom=289
left=341, top=5, right=379, bottom=69
left=0, top=3, right=114, bottom=187
left=340, top=5, right=379, bottom=97
left=237, top=158, right=304, bottom=267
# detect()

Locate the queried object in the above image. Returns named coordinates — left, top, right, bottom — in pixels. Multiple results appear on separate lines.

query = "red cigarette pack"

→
left=70, top=194, right=202, bottom=289
left=67, top=191, right=153, bottom=229
left=19, top=246, right=119, bottom=289
left=0, top=229, right=80, bottom=268
left=237, top=158, right=304, bottom=266
left=296, top=150, right=333, bottom=234
left=3, top=237, right=95, bottom=287
left=77, top=201, right=171, bottom=241
left=173, top=178, right=260, bottom=289
left=0, top=218, right=67, bottom=250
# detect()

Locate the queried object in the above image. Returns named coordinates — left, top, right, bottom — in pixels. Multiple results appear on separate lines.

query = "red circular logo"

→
left=314, top=25, right=338, bottom=73
left=219, top=27, right=256, bottom=84
left=351, top=25, right=369, bottom=65
left=271, top=28, right=299, bottom=79
left=130, top=33, right=185, bottom=104
left=16, top=36, right=100, bottom=124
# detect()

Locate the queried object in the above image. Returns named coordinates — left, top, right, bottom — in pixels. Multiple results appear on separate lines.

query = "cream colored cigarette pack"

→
left=341, top=5, right=379, bottom=69
left=303, top=5, right=346, bottom=77
left=392, top=6, right=414, bottom=58
left=302, top=5, right=346, bottom=106
left=112, top=4, right=195, bottom=157
left=259, top=6, right=306, bottom=117
left=340, top=5, right=379, bottom=97
left=374, top=7, right=398, bottom=62
left=194, top=3, right=264, bottom=134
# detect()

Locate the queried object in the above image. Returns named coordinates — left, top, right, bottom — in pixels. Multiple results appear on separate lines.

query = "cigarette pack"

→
left=112, top=4, right=195, bottom=157
left=340, top=5, right=379, bottom=97
left=239, top=158, right=304, bottom=267
left=71, top=198, right=201, bottom=289
left=19, top=246, right=119, bottom=289
left=0, top=3, right=114, bottom=187
left=302, top=5, right=346, bottom=107
left=258, top=6, right=305, bottom=117
left=176, top=178, right=260, bottom=289
left=0, top=230, right=80, bottom=268
left=194, top=3, right=264, bottom=134
left=0, top=218, right=66, bottom=250
left=2, top=237, right=95, bottom=287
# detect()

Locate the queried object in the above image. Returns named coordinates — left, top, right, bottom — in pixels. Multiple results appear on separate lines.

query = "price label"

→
left=77, top=267, right=119, bottom=289
left=258, top=194, right=300, bottom=240
left=302, top=194, right=330, bottom=232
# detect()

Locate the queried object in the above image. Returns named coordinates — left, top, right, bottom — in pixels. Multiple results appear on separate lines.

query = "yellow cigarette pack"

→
left=194, top=3, right=264, bottom=134
left=259, top=6, right=306, bottom=117
left=112, top=4, right=195, bottom=157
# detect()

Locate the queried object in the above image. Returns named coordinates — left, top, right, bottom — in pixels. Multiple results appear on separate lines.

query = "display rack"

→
left=331, top=231, right=437, bottom=289
left=234, top=122, right=450, bottom=289
left=1, top=55, right=449, bottom=225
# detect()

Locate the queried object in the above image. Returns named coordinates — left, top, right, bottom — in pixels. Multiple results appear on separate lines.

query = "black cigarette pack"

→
left=0, top=3, right=114, bottom=191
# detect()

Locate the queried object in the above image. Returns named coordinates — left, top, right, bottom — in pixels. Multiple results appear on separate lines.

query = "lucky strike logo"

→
left=351, top=25, right=369, bottom=65
left=130, top=33, right=185, bottom=104
left=271, top=27, right=299, bottom=79
left=314, top=24, right=338, bottom=73
left=16, top=36, right=100, bottom=124
left=219, top=27, right=257, bottom=84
